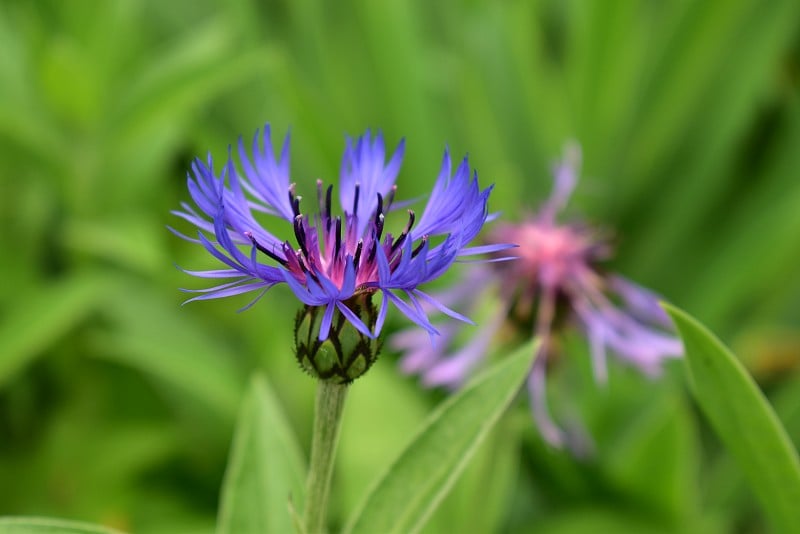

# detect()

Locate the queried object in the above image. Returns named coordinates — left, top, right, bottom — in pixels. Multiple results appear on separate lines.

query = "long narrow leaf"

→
left=344, top=340, right=536, bottom=534
left=0, top=517, right=124, bottom=534
left=664, top=304, right=800, bottom=532
left=216, top=374, right=307, bottom=534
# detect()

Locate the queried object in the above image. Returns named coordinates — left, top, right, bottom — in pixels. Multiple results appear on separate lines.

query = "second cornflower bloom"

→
left=395, top=144, right=683, bottom=450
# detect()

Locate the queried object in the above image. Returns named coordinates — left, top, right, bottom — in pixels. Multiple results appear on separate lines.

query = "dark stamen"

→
left=298, top=253, right=322, bottom=285
left=405, top=210, right=416, bottom=232
left=391, top=209, right=416, bottom=252
left=316, top=180, right=325, bottom=215
left=374, top=194, right=385, bottom=241
left=293, top=216, right=309, bottom=257
left=325, top=184, right=334, bottom=232
left=412, top=235, right=428, bottom=258
left=375, top=213, right=385, bottom=243
left=391, top=234, right=407, bottom=253
left=288, top=184, right=301, bottom=218
left=367, top=239, right=379, bottom=264
left=384, top=185, right=397, bottom=211
left=244, top=231, right=288, bottom=266
left=376, top=193, right=384, bottom=217
left=334, top=216, right=342, bottom=256
left=353, top=240, right=363, bottom=268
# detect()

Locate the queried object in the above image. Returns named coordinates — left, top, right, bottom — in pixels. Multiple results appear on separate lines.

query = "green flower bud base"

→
left=294, top=296, right=381, bottom=384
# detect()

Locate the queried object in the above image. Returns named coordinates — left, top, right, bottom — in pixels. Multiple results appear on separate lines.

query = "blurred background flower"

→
left=394, top=145, right=683, bottom=453
left=0, top=0, right=798, bottom=532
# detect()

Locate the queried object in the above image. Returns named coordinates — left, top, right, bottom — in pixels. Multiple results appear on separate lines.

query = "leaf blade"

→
left=216, top=374, right=307, bottom=534
left=344, top=340, right=536, bottom=534
left=664, top=304, right=800, bottom=532
left=0, top=517, right=125, bottom=534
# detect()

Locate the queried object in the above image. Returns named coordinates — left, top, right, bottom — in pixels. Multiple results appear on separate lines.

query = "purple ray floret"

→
left=172, top=125, right=510, bottom=340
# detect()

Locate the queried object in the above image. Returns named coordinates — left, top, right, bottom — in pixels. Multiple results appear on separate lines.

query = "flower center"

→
left=247, top=181, right=428, bottom=291
left=496, top=220, right=598, bottom=288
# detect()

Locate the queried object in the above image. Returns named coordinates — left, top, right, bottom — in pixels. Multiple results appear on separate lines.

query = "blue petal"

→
left=319, top=303, right=335, bottom=340
left=182, top=281, right=273, bottom=304
left=237, top=125, right=296, bottom=222
left=280, top=269, right=326, bottom=306
left=336, top=301, right=375, bottom=338
left=177, top=267, right=245, bottom=279
left=374, top=293, right=389, bottom=336
left=457, top=243, right=517, bottom=257
left=412, top=289, right=475, bottom=325
left=339, top=130, right=405, bottom=236
left=383, top=290, right=439, bottom=336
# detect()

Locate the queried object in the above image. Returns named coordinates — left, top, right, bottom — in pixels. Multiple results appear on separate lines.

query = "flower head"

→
left=392, top=144, right=683, bottom=449
left=172, top=125, right=509, bottom=381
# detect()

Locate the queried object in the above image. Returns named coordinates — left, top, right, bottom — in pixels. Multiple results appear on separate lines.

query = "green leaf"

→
left=664, top=304, right=800, bottom=532
left=334, top=359, right=429, bottom=526
left=0, top=517, right=124, bottom=534
left=217, top=374, right=307, bottom=534
left=422, top=412, right=524, bottom=534
left=344, top=340, right=536, bottom=534
left=526, top=505, right=726, bottom=534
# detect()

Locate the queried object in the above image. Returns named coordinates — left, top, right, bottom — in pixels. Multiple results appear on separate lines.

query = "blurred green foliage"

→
left=0, top=0, right=798, bottom=532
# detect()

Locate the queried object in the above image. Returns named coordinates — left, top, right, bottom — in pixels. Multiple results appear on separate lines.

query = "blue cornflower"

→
left=171, top=125, right=509, bottom=381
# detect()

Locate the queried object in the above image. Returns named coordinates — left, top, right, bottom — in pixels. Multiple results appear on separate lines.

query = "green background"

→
left=1, top=0, right=799, bottom=532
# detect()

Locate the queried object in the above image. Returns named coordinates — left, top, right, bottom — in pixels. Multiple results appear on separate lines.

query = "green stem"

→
left=304, top=380, right=348, bottom=534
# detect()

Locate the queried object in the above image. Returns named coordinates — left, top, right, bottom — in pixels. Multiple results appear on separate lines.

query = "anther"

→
left=325, top=184, right=334, bottom=232
left=334, top=216, right=342, bottom=256
left=391, top=209, right=416, bottom=252
left=384, top=185, right=397, bottom=211
left=405, top=210, right=416, bottom=233
left=411, top=235, right=429, bottom=258
left=288, top=184, right=303, bottom=218
left=375, top=213, right=385, bottom=242
left=244, top=231, right=288, bottom=266
left=353, top=183, right=360, bottom=214
left=353, top=240, right=363, bottom=267
left=293, top=215, right=309, bottom=257
left=376, top=193, right=384, bottom=217
left=316, top=179, right=325, bottom=215
left=374, top=194, right=385, bottom=241
left=367, top=238, right=379, bottom=264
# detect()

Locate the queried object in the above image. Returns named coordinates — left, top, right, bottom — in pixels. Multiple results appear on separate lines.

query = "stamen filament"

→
left=391, top=210, right=416, bottom=252
left=244, top=231, right=289, bottom=266
left=353, top=183, right=360, bottom=214
left=353, top=240, right=363, bottom=269
left=294, top=215, right=310, bottom=257
left=412, top=235, right=428, bottom=258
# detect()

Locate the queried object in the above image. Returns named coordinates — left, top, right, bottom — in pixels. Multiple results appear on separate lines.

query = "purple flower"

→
left=171, top=125, right=509, bottom=346
left=392, top=143, right=683, bottom=449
